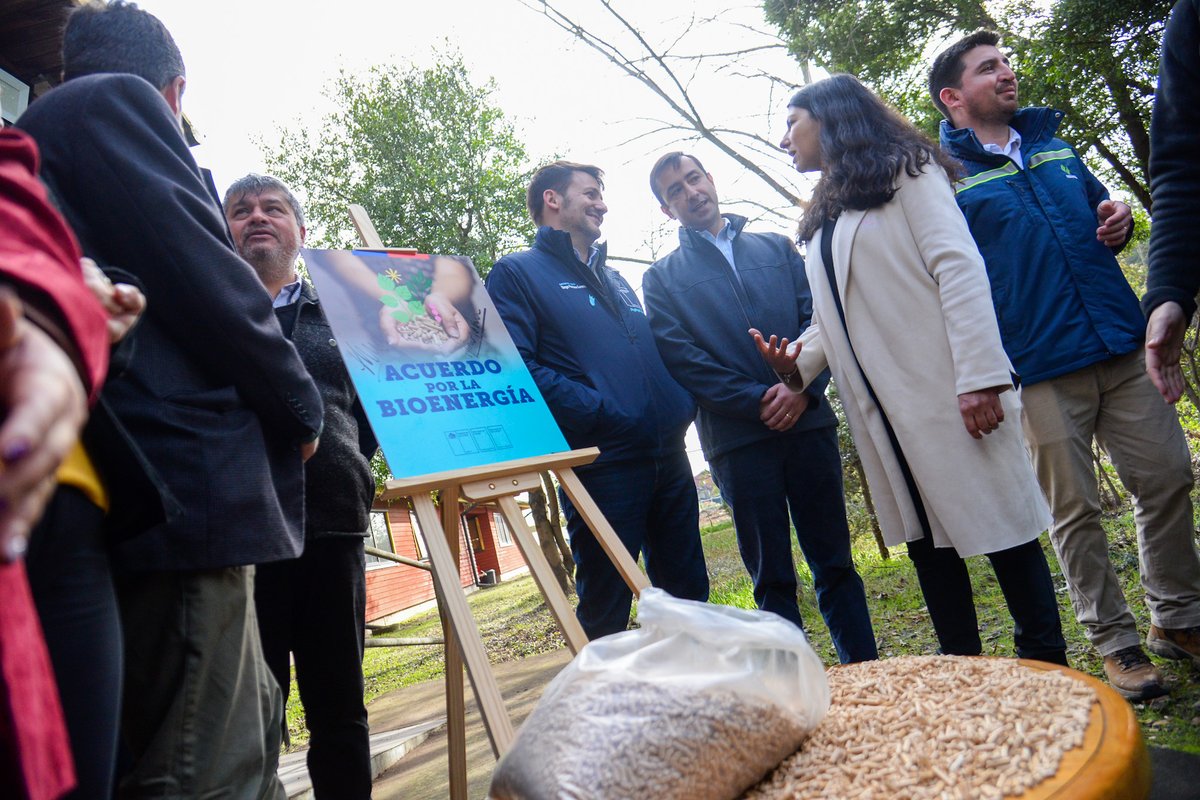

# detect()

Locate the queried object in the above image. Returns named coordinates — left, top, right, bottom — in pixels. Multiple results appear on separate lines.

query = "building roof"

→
left=0, top=0, right=201, bottom=144
left=0, top=0, right=82, bottom=99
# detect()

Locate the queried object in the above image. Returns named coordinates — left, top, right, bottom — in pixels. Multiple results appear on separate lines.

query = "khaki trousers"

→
left=1021, top=349, right=1200, bottom=656
left=117, top=566, right=286, bottom=800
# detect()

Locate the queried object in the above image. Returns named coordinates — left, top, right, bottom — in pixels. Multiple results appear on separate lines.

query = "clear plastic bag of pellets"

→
left=488, top=587, right=830, bottom=800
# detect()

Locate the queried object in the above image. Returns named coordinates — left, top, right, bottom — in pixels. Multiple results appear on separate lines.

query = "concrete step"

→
left=279, top=718, right=446, bottom=799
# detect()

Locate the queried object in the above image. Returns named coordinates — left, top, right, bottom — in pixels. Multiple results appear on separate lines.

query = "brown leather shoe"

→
left=1102, top=646, right=1169, bottom=700
left=1147, top=624, right=1200, bottom=668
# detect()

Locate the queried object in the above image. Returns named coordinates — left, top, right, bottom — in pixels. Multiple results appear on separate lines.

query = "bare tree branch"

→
left=607, top=254, right=655, bottom=266
left=519, top=0, right=805, bottom=207
left=657, top=44, right=789, bottom=60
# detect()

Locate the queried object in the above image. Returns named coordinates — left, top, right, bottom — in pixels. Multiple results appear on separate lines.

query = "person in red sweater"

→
left=0, top=127, right=110, bottom=800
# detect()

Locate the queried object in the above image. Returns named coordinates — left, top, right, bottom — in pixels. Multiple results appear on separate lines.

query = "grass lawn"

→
left=284, top=513, right=1200, bottom=753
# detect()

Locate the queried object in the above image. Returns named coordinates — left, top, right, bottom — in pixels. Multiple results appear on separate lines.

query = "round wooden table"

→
left=1013, top=660, right=1149, bottom=799
left=772, top=657, right=1154, bottom=800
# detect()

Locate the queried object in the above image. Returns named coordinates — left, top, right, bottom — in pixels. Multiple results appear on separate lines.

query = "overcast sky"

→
left=134, top=0, right=817, bottom=473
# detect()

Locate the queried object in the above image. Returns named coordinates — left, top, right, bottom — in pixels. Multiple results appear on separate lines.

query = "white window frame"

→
left=494, top=512, right=514, bottom=547
left=410, top=507, right=429, bottom=561
left=365, top=510, right=395, bottom=569
left=0, top=67, right=30, bottom=124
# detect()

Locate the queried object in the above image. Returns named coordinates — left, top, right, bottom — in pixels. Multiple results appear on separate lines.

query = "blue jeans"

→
left=560, top=451, right=709, bottom=639
left=710, top=427, right=877, bottom=663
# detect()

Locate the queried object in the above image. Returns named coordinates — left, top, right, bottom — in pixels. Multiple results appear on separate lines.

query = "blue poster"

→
left=301, top=248, right=569, bottom=478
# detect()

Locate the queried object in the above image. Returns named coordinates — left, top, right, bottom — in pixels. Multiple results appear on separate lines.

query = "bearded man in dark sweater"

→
left=225, top=175, right=378, bottom=799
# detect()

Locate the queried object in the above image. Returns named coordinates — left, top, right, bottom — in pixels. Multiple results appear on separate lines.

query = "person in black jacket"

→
left=225, top=174, right=378, bottom=799
left=643, top=152, right=876, bottom=663
left=17, top=4, right=323, bottom=797
left=486, top=160, right=708, bottom=640
left=1145, top=0, right=1200, bottom=411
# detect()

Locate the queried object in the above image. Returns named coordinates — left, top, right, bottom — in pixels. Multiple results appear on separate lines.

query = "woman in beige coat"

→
left=755, top=74, right=1067, bottom=664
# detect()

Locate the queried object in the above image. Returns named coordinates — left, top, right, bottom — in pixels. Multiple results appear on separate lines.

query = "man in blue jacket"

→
left=485, top=161, right=708, bottom=639
left=642, top=153, right=876, bottom=663
left=931, top=31, right=1200, bottom=698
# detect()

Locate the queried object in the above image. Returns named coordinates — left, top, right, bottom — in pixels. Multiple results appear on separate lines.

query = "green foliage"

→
left=261, top=50, right=535, bottom=274
left=763, top=0, right=1172, bottom=210
left=369, top=450, right=391, bottom=489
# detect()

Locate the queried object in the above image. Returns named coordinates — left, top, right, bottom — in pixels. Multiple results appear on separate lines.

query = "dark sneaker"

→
left=1147, top=625, right=1200, bottom=668
left=1102, top=646, right=1169, bottom=701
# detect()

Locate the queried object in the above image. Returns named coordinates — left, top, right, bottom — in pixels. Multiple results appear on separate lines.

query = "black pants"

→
left=560, top=452, right=709, bottom=640
left=906, top=535, right=1068, bottom=665
left=709, top=428, right=877, bottom=664
left=255, top=537, right=371, bottom=799
left=26, top=487, right=122, bottom=800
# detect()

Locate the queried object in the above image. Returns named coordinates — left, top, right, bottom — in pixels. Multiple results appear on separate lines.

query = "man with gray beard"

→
left=225, top=175, right=377, bottom=799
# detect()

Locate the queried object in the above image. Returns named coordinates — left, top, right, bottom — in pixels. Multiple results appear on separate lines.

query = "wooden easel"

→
left=349, top=205, right=650, bottom=799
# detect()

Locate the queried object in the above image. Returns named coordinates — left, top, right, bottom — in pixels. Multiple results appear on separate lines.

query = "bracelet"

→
left=778, top=367, right=799, bottom=385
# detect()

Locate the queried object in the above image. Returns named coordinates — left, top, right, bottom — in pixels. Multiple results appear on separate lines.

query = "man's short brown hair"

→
left=648, top=151, right=708, bottom=206
left=526, top=160, right=604, bottom=225
left=928, top=30, right=1002, bottom=119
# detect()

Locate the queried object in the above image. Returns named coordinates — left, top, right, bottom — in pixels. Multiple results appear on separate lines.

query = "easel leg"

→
left=410, top=493, right=515, bottom=758
left=496, top=494, right=588, bottom=654
left=555, top=467, right=650, bottom=594
left=439, top=492, right=468, bottom=800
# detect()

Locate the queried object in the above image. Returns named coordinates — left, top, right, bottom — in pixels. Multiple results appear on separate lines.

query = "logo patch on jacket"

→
left=558, top=282, right=588, bottom=290
left=1060, top=164, right=1078, bottom=180
left=615, top=284, right=645, bottom=315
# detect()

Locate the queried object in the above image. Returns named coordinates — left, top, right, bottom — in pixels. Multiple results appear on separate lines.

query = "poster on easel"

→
left=301, top=248, right=569, bottom=478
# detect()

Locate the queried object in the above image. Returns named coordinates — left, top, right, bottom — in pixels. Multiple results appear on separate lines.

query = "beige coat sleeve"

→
left=894, top=166, right=1015, bottom=395
left=794, top=321, right=828, bottom=392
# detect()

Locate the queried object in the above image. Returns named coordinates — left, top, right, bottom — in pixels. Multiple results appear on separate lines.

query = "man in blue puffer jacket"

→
left=642, top=152, right=876, bottom=664
left=931, top=30, right=1200, bottom=699
left=486, top=161, right=708, bottom=639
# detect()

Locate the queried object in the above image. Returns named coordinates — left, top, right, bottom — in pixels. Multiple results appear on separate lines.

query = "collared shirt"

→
left=272, top=276, right=302, bottom=308
left=694, top=217, right=738, bottom=271
left=574, top=242, right=601, bottom=272
left=982, top=126, right=1024, bottom=169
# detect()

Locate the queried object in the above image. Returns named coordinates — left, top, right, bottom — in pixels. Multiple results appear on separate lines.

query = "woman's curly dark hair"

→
left=788, top=74, right=961, bottom=241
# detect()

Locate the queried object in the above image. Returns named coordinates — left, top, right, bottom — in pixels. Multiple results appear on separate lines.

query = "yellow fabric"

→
left=56, top=442, right=108, bottom=512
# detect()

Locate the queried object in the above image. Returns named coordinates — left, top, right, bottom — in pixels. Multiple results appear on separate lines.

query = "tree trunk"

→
left=851, top=455, right=890, bottom=561
left=542, top=471, right=574, bottom=582
left=1093, top=442, right=1124, bottom=511
left=528, top=485, right=573, bottom=596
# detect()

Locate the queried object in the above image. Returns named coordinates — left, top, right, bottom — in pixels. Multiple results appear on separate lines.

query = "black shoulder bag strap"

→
left=819, top=217, right=932, bottom=537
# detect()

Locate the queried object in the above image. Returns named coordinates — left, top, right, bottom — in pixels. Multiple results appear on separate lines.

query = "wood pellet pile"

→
left=742, top=656, right=1096, bottom=800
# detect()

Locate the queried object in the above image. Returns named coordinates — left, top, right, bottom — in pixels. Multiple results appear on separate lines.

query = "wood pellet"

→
left=489, top=679, right=813, bottom=800
left=392, top=314, right=450, bottom=346
left=742, top=656, right=1095, bottom=800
